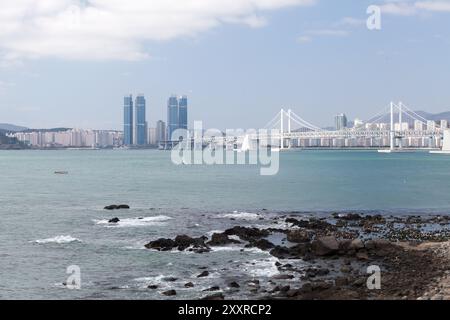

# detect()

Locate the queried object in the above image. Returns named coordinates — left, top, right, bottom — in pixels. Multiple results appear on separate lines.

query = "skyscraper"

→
left=178, top=95, right=188, bottom=130
left=335, top=113, right=348, bottom=131
left=156, top=120, right=166, bottom=144
left=167, top=95, right=179, bottom=141
left=135, top=94, right=147, bottom=145
left=123, top=95, right=133, bottom=145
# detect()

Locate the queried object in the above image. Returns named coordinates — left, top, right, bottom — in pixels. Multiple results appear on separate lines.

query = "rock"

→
left=272, top=274, right=295, bottom=280
left=163, top=277, right=178, bottom=282
left=280, top=285, right=290, bottom=292
left=104, top=205, right=118, bottom=210
left=311, top=236, right=339, bottom=256
left=335, top=277, right=349, bottom=287
left=356, top=251, right=369, bottom=260
left=197, top=271, right=210, bottom=278
left=246, top=239, right=275, bottom=250
left=108, top=217, right=120, bottom=223
left=224, top=226, right=270, bottom=241
left=286, top=289, right=300, bottom=298
left=148, top=285, right=158, bottom=289
left=104, top=204, right=130, bottom=210
left=287, top=230, right=312, bottom=243
left=207, top=233, right=241, bottom=246
left=349, top=239, right=364, bottom=250
left=184, top=282, right=195, bottom=288
left=229, top=281, right=240, bottom=288
left=162, top=290, right=177, bottom=296
left=145, top=238, right=176, bottom=251
left=338, top=213, right=363, bottom=221
left=203, top=286, right=220, bottom=292
left=201, top=293, right=225, bottom=300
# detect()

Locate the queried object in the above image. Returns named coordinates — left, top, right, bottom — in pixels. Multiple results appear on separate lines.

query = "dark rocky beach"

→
left=123, top=212, right=450, bottom=300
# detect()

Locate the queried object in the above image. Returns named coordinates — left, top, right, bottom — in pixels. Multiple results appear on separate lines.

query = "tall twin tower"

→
left=123, top=94, right=188, bottom=146
left=123, top=94, right=147, bottom=146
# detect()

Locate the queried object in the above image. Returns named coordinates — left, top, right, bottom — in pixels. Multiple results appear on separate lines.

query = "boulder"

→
left=145, top=238, right=176, bottom=251
left=108, top=217, right=120, bottom=223
left=203, top=286, right=220, bottom=292
left=197, top=271, right=209, bottom=278
left=117, top=204, right=130, bottom=209
left=224, top=226, right=270, bottom=241
left=104, top=205, right=118, bottom=210
left=311, top=236, right=339, bottom=256
left=201, top=293, right=225, bottom=300
left=207, top=233, right=241, bottom=246
left=228, top=281, right=240, bottom=288
left=162, top=290, right=177, bottom=296
left=287, top=230, right=312, bottom=243
left=184, top=282, right=195, bottom=288
left=246, top=239, right=275, bottom=250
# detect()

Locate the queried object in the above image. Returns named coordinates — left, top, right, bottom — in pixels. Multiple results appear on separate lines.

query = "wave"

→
left=95, top=215, right=173, bottom=228
left=218, top=211, right=260, bottom=220
left=35, top=235, right=81, bottom=244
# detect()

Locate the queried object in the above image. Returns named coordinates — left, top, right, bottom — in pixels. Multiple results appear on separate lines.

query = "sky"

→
left=0, top=0, right=450, bottom=130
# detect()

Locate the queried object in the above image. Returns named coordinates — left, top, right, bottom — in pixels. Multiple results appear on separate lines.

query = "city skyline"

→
left=1, top=0, right=450, bottom=130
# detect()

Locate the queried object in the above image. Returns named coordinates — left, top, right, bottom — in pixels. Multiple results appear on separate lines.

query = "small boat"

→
left=54, top=171, right=69, bottom=175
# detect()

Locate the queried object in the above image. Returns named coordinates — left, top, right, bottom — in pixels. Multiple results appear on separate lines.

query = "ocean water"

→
left=1, top=149, right=450, bottom=299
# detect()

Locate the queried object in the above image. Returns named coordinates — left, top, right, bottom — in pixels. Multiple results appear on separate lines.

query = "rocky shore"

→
left=122, top=212, right=450, bottom=300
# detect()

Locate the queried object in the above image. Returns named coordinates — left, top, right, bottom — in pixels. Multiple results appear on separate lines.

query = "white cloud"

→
left=380, top=0, right=450, bottom=16
left=0, top=0, right=316, bottom=63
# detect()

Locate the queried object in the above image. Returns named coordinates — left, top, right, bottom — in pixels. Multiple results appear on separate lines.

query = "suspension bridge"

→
left=213, top=101, right=448, bottom=152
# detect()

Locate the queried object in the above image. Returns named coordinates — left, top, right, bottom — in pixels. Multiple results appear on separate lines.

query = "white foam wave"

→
left=218, top=211, right=260, bottom=220
left=35, top=235, right=81, bottom=244
left=95, top=215, right=173, bottom=227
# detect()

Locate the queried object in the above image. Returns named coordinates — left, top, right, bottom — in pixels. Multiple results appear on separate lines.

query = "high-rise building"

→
left=166, top=95, right=188, bottom=141
left=135, top=94, right=147, bottom=145
left=178, top=95, right=188, bottom=130
left=335, top=113, right=347, bottom=131
left=156, top=120, right=166, bottom=144
left=167, top=95, right=179, bottom=140
left=441, top=120, right=448, bottom=130
left=123, top=95, right=133, bottom=145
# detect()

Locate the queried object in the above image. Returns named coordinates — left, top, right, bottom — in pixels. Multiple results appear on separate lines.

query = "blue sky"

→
left=0, top=0, right=450, bottom=130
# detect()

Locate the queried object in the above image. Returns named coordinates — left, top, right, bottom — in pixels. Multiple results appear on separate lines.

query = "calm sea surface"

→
left=1, top=149, right=449, bottom=299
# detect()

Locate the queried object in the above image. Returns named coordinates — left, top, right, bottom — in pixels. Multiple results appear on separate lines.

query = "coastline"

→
left=135, top=212, right=450, bottom=300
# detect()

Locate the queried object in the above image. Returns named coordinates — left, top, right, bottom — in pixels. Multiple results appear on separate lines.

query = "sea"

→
left=0, top=149, right=449, bottom=299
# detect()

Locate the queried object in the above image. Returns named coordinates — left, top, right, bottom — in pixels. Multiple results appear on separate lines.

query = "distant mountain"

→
left=0, top=123, right=28, bottom=132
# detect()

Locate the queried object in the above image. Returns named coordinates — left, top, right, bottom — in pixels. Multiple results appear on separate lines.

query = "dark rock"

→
left=163, top=277, right=178, bottom=282
left=184, top=282, right=194, bottom=288
left=246, top=239, right=275, bottom=250
left=272, top=274, right=295, bottom=280
left=201, top=293, right=225, bottom=300
left=148, top=285, right=158, bottom=289
left=145, top=238, right=176, bottom=251
left=311, top=236, right=339, bottom=256
left=197, top=271, right=209, bottom=278
left=337, top=213, right=363, bottom=221
left=108, top=217, right=120, bottom=223
left=229, top=281, right=240, bottom=288
left=104, top=205, right=118, bottom=210
left=287, top=230, right=312, bottom=243
left=162, top=290, right=177, bottom=296
left=286, top=289, right=300, bottom=297
left=104, top=204, right=130, bottom=210
left=224, top=226, right=270, bottom=241
left=207, top=233, right=240, bottom=246
left=203, top=286, right=220, bottom=292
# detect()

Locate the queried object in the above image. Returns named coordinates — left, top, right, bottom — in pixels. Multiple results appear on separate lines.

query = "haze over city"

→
left=1, top=0, right=450, bottom=130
